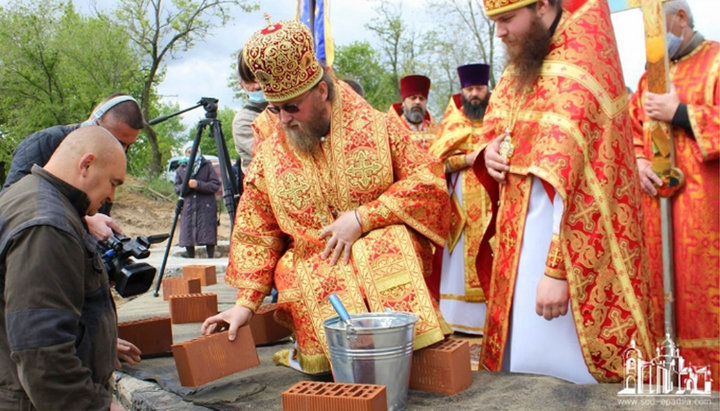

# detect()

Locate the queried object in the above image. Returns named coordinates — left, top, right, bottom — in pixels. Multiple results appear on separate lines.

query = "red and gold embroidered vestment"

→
left=428, top=94, right=492, bottom=303
left=473, top=0, right=657, bottom=382
left=629, top=39, right=720, bottom=388
left=227, top=81, right=451, bottom=373
left=388, top=103, right=438, bottom=151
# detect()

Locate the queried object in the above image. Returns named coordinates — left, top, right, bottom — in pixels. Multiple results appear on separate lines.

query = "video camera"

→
left=98, top=233, right=169, bottom=298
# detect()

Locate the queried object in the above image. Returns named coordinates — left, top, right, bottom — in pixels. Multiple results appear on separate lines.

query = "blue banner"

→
left=296, top=0, right=334, bottom=66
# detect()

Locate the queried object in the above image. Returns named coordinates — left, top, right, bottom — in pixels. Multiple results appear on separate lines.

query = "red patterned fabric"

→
left=474, top=0, right=658, bottom=381
left=388, top=103, right=438, bottom=151
left=226, top=81, right=451, bottom=373
left=428, top=95, right=493, bottom=303
left=243, top=20, right=324, bottom=102
left=629, top=40, right=720, bottom=389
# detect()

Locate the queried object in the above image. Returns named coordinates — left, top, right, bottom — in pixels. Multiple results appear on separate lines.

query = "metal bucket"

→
left=324, top=312, right=418, bottom=411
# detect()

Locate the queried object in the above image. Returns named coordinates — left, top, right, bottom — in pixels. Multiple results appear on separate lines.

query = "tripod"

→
left=149, top=98, right=240, bottom=297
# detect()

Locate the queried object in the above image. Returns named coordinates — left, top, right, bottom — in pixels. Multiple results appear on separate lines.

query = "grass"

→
left=115, top=174, right=176, bottom=202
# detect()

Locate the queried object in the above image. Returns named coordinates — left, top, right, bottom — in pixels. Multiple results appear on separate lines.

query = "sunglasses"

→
left=266, top=84, right=317, bottom=115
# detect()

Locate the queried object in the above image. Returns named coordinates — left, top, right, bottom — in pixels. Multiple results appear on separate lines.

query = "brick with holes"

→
left=168, top=293, right=217, bottom=324
left=172, top=328, right=259, bottom=387
left=182, top=264, right=217, bottom=286
left=282, top=381, right=387, bottom=411
left=162, top=277, right=201, bottom=301
left=249, top=303, right=291, bottom=345
left=409, top=338, right=471, bottom=394
left=118, top=316, right=173, bottom=356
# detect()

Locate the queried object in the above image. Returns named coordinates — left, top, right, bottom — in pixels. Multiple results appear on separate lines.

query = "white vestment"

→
left=439, top=171, right=487, bottom=335
left=503, top=176, right=596, bottom=384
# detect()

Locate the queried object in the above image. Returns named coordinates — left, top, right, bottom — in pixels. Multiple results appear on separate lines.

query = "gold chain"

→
left=498, top=86, right=530, bottom=160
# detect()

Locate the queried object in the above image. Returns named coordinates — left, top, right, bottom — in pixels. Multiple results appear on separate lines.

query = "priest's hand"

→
left=535, top=275, right=569, bottom=321
left=319, top=210, right=362, bottom=266
left=465, top=149, right=480, bottom=167
left=644, top=86, right=680, bottom=123
left=637, top=158, right=662, bottom=196
left=201, top=305, right=253, bottom=341
left=484, top=135, right=509, bottom=183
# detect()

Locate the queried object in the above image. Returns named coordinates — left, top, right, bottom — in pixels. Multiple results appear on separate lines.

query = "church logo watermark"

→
left=618, top=334, right=712, bottom=396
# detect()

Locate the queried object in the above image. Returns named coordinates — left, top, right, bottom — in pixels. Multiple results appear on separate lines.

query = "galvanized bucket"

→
left=324, top=312, right=418, bottom=411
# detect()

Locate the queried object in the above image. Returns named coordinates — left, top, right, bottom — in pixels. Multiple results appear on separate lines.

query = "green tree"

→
left=114, top=0, right=257, bottom=175
left=128, top=101, right=187, bottom=175
left=365, top=2, right=425, bottom=103
left=173, top=105, right=234, bottom=173
left=191, top=106, right=235, bottom=159
left=333, top=41, right=396, bottom=111
left=429, top=0, right=500, bottom=86
left=423, top=0, right=503, bottom=116
left=0, top=0, right=144, bottom=175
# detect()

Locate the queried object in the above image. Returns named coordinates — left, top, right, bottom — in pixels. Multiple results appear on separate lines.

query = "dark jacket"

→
left=174, top=156, right=220, bottom=247
left=2, top=124, right=114, bottom=215
left=0, top=166, right=117, bottom=411
left=2, top=124, right=81, bottom=190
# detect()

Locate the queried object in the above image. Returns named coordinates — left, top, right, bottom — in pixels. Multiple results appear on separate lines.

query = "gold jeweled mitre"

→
left=483, top=0, right=539, bottom=16
left=243, top=19, right=323, bottom=103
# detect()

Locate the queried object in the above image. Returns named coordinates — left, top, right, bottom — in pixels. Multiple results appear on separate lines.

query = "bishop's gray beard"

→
left=286, top=128, right=323, bottom=154
left=283, top=108, right=330, bottom=155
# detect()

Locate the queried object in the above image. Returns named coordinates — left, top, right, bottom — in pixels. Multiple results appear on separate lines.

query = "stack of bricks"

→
left=182, top=264, right=217, bottom=286
left=172, top=328, right=260, bottom=387
left=168, top=293, right=218, bottom=324
left=248, top=303, right=291, bottom=345
left=282, top=381, right=387, bottom=411
left=162, top=277, right=201, bottom=301
left=409, top=338, right=471, bottom=395
left=117, top=316, right=173, bottom=356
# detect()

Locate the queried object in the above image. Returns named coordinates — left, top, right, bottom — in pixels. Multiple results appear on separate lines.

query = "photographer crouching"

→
left=0, top=127, right=127, bottom=411
left=2, top=93, right=146, bottom=382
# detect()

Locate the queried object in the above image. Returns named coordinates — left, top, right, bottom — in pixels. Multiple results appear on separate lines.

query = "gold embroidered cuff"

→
left=634, top=146, right=647, bottom=160
left=544, top=234, right=566, bottom=280
left=235, top=289, right=264, bottom=312
left=356, top=202, right=398, bottom=233
left=446, top=154, right=468, bottom=173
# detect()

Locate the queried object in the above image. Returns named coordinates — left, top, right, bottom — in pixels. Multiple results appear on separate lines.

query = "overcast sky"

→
left=54, top=0, right=720, bottom=126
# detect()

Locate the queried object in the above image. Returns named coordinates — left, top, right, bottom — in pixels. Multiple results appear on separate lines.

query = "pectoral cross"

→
left=498, top=127, right=514, bottom=160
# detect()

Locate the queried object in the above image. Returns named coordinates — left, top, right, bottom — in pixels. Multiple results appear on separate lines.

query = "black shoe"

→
left=183, top=247, right=195, bottom=258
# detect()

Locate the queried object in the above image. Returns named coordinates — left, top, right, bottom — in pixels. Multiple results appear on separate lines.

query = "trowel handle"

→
left=329, top=294, right=351, bottom=323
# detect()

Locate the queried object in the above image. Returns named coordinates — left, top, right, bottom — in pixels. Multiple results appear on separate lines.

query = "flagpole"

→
left=308, top=0, right=316, bottom=40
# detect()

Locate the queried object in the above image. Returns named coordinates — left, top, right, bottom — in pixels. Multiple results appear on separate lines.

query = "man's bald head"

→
left=45, top=126, right=127, bottom=215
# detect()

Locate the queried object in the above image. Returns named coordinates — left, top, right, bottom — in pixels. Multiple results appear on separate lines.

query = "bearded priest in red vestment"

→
left=476, top=0, right=658, bottom=382
left=628, top=0, right=719, bottom=389
left=201, top=19, right=452, bottom=374
left=388, top=74, right=438, bottom=151
left=429, top=63, right=493, bottom=335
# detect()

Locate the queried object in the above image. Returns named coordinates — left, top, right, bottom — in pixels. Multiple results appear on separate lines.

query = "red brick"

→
left=162, top=277, right=202, bottom=301
left=282, top=381, right=387, bottom=411
left=168, top=293, right=218, bottom=324
left=409, top=338, right=471, bottom=395
left=171, top=328, right=259, bottom=387
left=249, top=303, right=291, bottom=345
left=182, top=264, right=217, bottom=286
left=118, top=316, right=173, bottom=356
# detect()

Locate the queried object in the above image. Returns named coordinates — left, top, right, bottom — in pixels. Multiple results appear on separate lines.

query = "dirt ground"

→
left=111, top=176, right=232, bottom=243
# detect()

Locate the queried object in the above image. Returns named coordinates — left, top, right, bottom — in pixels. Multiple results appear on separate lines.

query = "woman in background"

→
left=174, top=142, right=220, bottom=258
